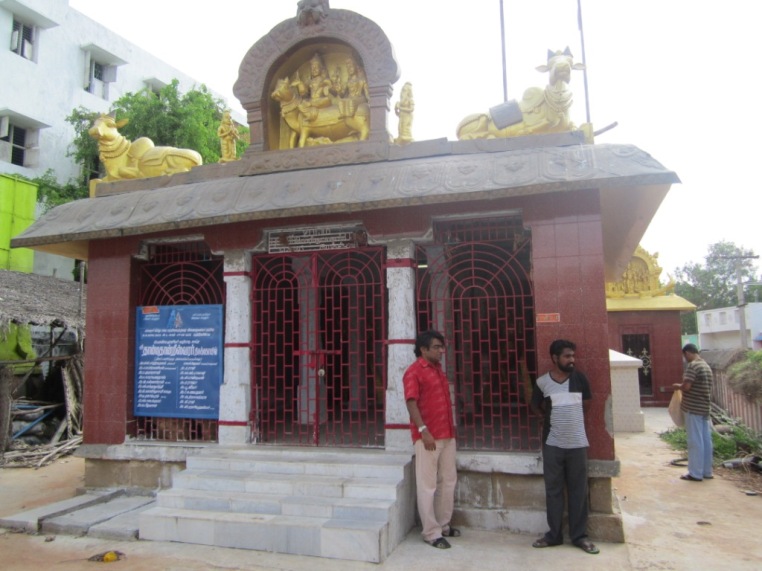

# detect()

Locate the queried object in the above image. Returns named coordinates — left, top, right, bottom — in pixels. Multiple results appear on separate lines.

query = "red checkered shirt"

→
left=403, top=357, right=455, bottom=443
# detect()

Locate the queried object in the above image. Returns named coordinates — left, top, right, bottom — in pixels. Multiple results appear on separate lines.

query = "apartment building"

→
left=697, top=302, right=762, bottom=350
left=1, top=0, right=236, bottom=277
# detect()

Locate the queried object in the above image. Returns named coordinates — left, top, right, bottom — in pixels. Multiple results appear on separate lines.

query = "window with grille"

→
left=84, top=53, right=118, bottom=100
left=415, top=216, right=540, bottom=451
left=11, top=20, right=34, bottom=60
left=0, top=123, right=27, bottom=166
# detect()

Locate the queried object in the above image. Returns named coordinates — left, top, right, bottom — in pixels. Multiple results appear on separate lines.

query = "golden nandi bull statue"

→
left=457, top=48, right=586, bottom=140
left=88, top=114, right=202, bottom=194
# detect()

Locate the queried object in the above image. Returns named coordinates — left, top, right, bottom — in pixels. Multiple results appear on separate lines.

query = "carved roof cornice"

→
left=12, top=142, right=678, bottom=253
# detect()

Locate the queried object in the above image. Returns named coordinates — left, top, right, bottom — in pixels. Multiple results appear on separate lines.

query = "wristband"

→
left=418, top=425, right=427, bottom=433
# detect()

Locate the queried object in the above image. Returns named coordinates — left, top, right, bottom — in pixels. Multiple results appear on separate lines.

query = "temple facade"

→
left=12, top=3, right=679, bottom=562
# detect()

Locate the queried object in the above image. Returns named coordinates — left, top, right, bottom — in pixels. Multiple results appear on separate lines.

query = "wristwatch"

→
left=418, top=425, right=428, bottom=433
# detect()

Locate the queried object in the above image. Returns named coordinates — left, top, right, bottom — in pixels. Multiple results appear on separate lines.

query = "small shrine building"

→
left=606, top=246, right=696, bottom=406
left=11, top=3, right=680, bottom=562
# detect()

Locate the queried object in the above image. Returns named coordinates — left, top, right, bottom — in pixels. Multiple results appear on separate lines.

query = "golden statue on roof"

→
left=394, top=82, right=414, bottom=145
left=606, top=246, right=675, bottom=299
left=271, top=52, right=371, bottom=148
left=457, top=47, right=587, bottom=141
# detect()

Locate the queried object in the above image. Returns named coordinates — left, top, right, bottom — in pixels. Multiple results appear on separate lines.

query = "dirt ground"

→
left=0, top=456, right=85, bottom=516
left=1, top=409, right=761, bottom=571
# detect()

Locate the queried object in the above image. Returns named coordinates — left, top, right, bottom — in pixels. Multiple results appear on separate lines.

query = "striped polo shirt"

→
left=535, top=372, right=589, bottom=449
left=681, top=358, right=713, bottom=416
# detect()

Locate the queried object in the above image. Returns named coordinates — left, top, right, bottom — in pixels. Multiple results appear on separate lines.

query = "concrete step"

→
left=88, top=500, right=156, bottom=541
left=156, top=487, right=395, bottom=520
left=0, top=490, right=120, bottom=533
left=171, top=468, right=402, bottom=500
left=139, top=447, right=415, bottom=562
left=187, top=447, right=412, bottom=480
left=139, top=506, right=389, bottom=563
left=41, top=495, right=155, bottom=537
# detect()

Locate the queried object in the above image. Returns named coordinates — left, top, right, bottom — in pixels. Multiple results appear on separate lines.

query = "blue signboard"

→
left=134, top=305, right=223, bottom=419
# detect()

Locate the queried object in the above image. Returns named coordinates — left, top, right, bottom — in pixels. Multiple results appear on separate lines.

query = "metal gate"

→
left=135, top=242, right=224, bottom=442
left=416, top=217, right=540, bottom=451
left=251, top=248, right=386, bottom=447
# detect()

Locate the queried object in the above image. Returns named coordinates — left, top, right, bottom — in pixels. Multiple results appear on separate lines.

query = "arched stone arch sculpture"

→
left=233, top=7, right=400, bottom=153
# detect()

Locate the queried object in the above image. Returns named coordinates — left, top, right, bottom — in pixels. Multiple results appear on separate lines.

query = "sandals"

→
left=442, top=527, right=461, bottom=537
left=425, top=537, right=451, bottom=549
left=532, top=537, right=562, bottom=548
left=680, top=474, right=703, bottom=482
left=573, top=538, right=600, bottom=554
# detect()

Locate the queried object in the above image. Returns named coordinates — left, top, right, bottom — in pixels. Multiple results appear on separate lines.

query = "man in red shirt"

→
left=404, top=330, right=459, bottom=549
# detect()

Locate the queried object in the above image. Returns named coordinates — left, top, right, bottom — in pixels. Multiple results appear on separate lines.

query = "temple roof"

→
left=606, top=295, right=696, bottom=312
left=11, top=138, right=678, bottom=281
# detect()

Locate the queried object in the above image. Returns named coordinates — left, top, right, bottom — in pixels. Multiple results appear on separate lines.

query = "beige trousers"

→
left=414, top=437, right=457, bottom=541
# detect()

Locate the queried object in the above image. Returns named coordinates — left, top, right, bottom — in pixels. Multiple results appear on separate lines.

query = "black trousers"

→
left=541, top=443, right=589, bottom=544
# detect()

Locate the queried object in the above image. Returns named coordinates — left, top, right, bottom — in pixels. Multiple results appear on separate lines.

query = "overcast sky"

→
left=68, top=0, right=761, bottom=278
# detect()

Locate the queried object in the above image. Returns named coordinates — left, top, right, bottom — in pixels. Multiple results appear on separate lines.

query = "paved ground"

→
left=1, top=408, right=761, bottom=570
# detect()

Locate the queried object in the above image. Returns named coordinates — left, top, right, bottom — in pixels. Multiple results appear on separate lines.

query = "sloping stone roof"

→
left=0, top=270, right=86, bottom=330
left=12, top=141, right=677, bottom=240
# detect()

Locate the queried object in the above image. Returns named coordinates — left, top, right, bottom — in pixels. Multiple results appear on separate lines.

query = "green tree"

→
left=65, top=106, right=101, bottom=189
left=674, top=241, right=761, bottom=334
left=110, top=80, right=228, bottom=164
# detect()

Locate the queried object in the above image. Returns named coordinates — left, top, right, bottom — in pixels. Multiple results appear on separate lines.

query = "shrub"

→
left=727, top=350, right=762, bottom=403
left=660, top=426, right=761, bottom=463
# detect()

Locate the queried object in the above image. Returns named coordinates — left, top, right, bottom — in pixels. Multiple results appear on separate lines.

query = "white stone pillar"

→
left=219, top=250, right=252, bottom=444
left=385, top=239, right=417, bottom=451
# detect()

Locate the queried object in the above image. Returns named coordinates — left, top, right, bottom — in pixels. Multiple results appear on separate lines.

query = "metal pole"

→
left=500, top=0, right=508, bottom=102
left=736, top=261, right=748, bottom=349
left=577, top=0, right=591, bottom=124
left=714, top=255, right=759, bottom=349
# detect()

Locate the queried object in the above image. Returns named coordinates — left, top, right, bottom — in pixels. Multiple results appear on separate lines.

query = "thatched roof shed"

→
left=0, top=270, right=86, bottom=331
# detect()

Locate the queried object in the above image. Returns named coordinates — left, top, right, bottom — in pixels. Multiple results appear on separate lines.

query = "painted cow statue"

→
left=456, top=47, right=585, bottom=140
left=88, top=114, right=202, bottom=184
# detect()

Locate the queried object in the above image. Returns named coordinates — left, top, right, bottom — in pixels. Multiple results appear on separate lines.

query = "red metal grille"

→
left=251, top=248, right=386, bottom=447
left=416, top=217, right=540, bottom=451
left=135, top=242, right=224, bottom=442
left=138, top=243, right=225, bottom=306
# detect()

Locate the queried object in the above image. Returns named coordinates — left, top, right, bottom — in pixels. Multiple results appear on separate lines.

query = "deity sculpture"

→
left=336, top=57, right=369, bottom=118
left=217, top=110, right=239, bottom=163
left=292, top=53, right=333, bottom=121
left=394, top=82, right=414, bottom=144
left=271, top=52, right=370, bottom=148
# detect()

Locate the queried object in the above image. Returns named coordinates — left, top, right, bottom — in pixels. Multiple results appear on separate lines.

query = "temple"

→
left=11, top=2, right=679, bottom=562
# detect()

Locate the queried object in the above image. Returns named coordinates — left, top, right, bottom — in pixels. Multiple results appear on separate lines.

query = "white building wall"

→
left=697, top=302, right=762, bottom=350
left=1, top=0, right=240, bottom=278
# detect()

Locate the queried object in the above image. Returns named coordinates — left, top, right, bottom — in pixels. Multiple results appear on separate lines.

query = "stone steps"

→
left=139, top=447, right=415, bottom=563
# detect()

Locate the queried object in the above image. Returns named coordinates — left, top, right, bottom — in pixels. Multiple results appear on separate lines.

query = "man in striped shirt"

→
left=404, top=330, right=459, bottom=549
left=530, top=339, right=599, bottom=555
left=673, top=343, right=714, bottom=482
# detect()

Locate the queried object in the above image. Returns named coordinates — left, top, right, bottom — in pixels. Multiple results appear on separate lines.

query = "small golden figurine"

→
left=394, top=82, right=414, bottom=145
left=217, top=110, right=239, bottom=163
